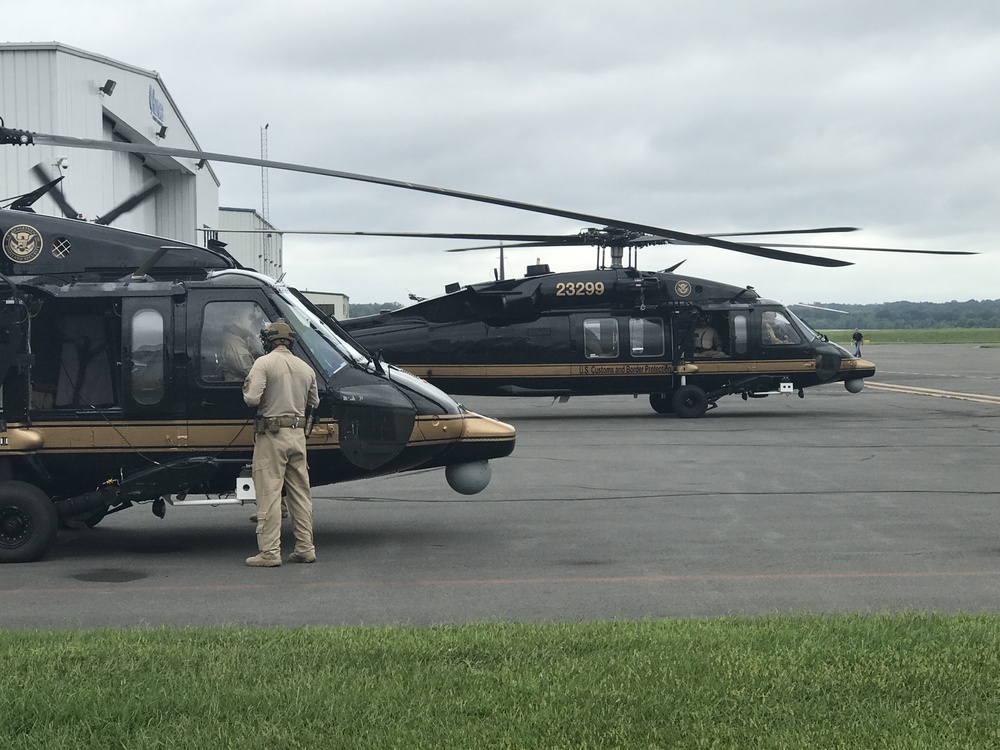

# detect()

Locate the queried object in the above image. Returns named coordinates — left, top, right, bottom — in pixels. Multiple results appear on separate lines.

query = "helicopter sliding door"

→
left=755, top=307, right=811, bottom=358
left=188, top=290, right=272, bottom=421
left=580, top=315, right=671, bottom=362
left=573, top=314, right=673, bottom=396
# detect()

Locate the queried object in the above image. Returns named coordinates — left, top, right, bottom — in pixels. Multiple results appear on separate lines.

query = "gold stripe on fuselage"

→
left=0, top=413, right=514, bottom=455
left=400, top=358, right=874, bottom=379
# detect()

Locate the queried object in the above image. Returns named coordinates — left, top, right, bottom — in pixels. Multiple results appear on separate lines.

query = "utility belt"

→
left=254, top=415, right=304, bottom=434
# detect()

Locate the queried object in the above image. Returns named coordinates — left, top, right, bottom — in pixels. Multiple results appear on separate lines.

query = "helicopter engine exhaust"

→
left=54, top=486, right=117, bottom=520
left=445, top=460, right=492, bottom=495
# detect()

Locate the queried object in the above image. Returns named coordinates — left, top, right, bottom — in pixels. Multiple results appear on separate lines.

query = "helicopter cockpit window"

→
left=786, top=308, right=823, bottom=342
left=583, top=318, right=619, bottom=359
left=273, top=293, right=349, bottom=380
left=629, top=318, right=665, bottom=357
left=761, top=310, right=802, bottom=346
left=200, top=301, right=267, bottom=383
left=131, top=308, right=165, bottom=405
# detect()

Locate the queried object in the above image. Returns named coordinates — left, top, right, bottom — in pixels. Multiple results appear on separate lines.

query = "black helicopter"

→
left=271, top=222, right=965, bottom=418
left=0, top=144, right=518, bottom=563
left=336, top=237, right=872, bottom=417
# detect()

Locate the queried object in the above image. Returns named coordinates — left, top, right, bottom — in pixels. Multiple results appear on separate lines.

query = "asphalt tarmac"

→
left=3, top=344, right=999, bottom=629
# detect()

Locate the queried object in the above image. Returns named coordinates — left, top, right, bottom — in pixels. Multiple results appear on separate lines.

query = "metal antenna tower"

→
left=260, top=123, right=271, bottom=274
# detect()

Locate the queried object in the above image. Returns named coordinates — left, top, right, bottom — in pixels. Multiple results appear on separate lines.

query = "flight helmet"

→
left=260, top=319, right=295, bottom=350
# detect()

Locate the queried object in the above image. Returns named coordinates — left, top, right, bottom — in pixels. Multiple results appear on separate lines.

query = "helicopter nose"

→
left=454, top=411, right=517, bottom=460
left=847, top=356, right=876, bottom=374
left=462, top=411, right=517, bottom=458
left=841, top=356, right=875, bottom=392
left=418, top=410, right=516, bottom=467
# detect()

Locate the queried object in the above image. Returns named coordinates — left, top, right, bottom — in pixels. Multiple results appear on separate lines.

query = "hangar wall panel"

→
left=1, top=43, right=219, bottom=247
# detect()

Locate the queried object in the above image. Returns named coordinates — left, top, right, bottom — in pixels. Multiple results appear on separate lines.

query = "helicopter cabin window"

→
left=761, top=310, right=802, bottom=346
left=629, top=318, right=665, bottom=357
left=200, top=301, right=268, bottom=383
left=29, top=300, right=120, bottom=410
left=131, top=308, right=165, bottom=405
left=733, top=313, right=749, bottom=355
left=583, top=318, right=619, bottom=359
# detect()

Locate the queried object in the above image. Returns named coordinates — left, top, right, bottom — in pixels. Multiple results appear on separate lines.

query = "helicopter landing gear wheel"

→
left=671, top=385, right=709, bottom=419
left=649, top=392, right=673, bottom=414
left=0, top=481, right=58, bottom=563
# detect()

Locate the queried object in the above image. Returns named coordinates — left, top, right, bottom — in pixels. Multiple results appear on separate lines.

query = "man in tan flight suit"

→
left=221, top=304, right=265, bottom=382
left=242, top=320, right=320, bottom=567
left=692, top=316, right=724, bottom=357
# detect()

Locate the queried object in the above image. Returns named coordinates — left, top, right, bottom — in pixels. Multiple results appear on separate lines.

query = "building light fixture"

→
left=99, top=79, right=117, bottom=96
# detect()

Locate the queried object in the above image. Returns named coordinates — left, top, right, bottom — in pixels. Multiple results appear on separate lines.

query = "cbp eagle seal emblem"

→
left=3, top=224, right=43, bottom=264
left=674, top=280, right=692, bottom=297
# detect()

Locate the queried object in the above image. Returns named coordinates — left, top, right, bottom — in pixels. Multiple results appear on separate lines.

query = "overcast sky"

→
left=8, top=0, right=1000, bottom=304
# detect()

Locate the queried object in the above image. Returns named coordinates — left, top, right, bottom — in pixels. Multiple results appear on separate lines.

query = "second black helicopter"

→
left=339, top=237, right=877, bottom=417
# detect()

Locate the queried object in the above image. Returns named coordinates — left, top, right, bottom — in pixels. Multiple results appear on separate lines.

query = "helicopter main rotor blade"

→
left=447, top=241, right=561, bottom=252
left=201, top=226, right=858, bottom=241
left=708, top=227, right=858, bottom=237
left=4, top=128, right=852, bottom=268
left=631, top=235, right=974, bottom=256
left=752, top=242, right=975, bottom=256
left=198, top=229, right=575, bottom=241
left=31, top=163, right=78, bottom=219
left=788, top=302, right=849, bottom=314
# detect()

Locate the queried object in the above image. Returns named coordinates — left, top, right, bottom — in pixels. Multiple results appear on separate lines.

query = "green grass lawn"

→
left=824, top=328, right=1000, bottom=345
left=4, top=614, right=1000, bottom=749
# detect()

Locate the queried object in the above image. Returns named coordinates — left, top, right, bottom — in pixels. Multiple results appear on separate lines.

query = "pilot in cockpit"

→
left=221, top=303, right=266, bottom=382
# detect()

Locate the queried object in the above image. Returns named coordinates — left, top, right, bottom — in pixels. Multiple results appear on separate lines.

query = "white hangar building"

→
left=0, top=42, right=287, bottom=279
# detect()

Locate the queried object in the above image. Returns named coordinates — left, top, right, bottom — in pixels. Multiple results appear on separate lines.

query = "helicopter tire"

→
left=648, top=392, right=673, bottom=414
left=0, top=481, right=58, bottom=563
left=671, top=385, right=709, bottom=419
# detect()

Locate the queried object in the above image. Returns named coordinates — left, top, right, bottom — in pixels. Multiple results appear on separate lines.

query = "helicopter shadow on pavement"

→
left=474, top=401, right=860, bottom=424
left=47, top=510, right=494, bottom=565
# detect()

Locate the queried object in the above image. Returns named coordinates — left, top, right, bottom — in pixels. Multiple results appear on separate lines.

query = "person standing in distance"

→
left=243, top=319, right=320, bottom=567
left=852, top=328, right=864, bottom=357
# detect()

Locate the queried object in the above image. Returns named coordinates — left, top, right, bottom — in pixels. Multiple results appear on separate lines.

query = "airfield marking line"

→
left=867, top=381, right=1000, bottom=405
left=8, top=569, right=1000, bottom=596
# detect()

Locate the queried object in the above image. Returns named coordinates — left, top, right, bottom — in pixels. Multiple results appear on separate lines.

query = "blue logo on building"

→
left=149, top=86, right=165, bottom=124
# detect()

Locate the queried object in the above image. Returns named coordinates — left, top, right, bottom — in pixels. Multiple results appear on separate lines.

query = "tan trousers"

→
left=252, top=427, right=315, bottom=559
